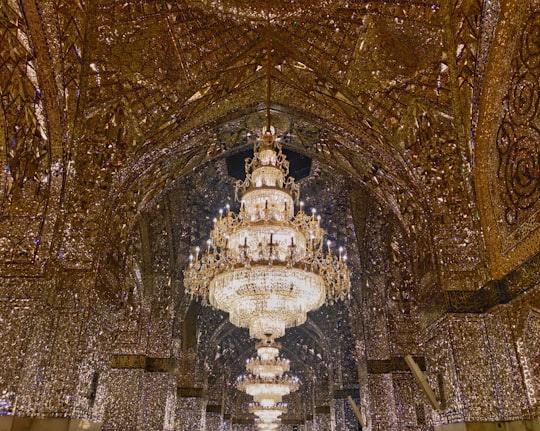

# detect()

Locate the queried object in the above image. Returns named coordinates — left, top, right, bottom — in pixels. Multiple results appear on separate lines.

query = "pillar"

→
left=424, top=306, right=540, bottom=431
left=0, top=273, right=109, bottom=430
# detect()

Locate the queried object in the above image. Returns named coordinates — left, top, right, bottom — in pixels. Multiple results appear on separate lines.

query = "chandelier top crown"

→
left=234, top=127, right=298, bottom=206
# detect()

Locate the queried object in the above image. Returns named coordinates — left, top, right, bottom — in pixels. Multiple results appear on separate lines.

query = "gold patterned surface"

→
left=475, top=0, right=540, bottom=279
left=0, top=0, right=540, bottom=430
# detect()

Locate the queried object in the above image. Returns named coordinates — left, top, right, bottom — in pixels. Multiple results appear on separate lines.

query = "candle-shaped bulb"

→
left=317, top=215, right=321, bottom=222
left=219, top=209, right=223, bottom=219
left=226, top=203, right=230, bottom=211
left=312, top=208, right=316, bottom=215
left=300, top=201, right=304, bottom=210
left=213, top=218, right=217, bottom=224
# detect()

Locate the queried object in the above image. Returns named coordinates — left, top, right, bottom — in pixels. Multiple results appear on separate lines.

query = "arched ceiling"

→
left=9, top=0, right=536, bottom=428
left=4, top=0, right=488, bottom=277
left=4, top=0, right=540, bottom=426
left=86, top=0, right=448, bottom=228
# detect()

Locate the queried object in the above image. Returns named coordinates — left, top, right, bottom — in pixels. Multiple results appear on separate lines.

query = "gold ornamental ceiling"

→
left=1, top=0, right=489, bottom=285
left=83, top=0, right=449, bottom=229
left=91, top=0, right=445, bottom=147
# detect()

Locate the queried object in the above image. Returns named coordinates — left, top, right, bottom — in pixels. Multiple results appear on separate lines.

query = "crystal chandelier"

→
left=249, top=403, right=287, bottom=422
left=184, top=23, right=351, bottom=428
left=237, top=341, right=298, bottom=428
left=184, top=12, right=350, bottom=340
left=237, top=372, right=300, bottom=407
left=237, top=342, right=299, bottom=407
left=246, top=341, right=290, bottom=378
left=184, top=128, right=350, bottom=340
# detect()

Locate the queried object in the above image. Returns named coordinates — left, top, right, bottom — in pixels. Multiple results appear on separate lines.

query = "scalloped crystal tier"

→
left=248, top=403, right=287, bottom=422
left=246, top=343, right=290, bottom=378
left=256, top=422, right=280, bottom=431
left=236, top=375, right=300, bottom=407
left=246, top=357, right=290, bottom=379
left=209, top=265, right=326, bottom=340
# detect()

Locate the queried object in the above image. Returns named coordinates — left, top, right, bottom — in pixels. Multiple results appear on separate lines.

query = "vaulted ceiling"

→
left=3, top=0, right=540, bottom=427
left=1, top=0, right=485, bottom=271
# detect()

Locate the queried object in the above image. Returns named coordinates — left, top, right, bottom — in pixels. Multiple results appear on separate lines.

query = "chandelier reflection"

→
left=184, top=127, right=350, bottom=340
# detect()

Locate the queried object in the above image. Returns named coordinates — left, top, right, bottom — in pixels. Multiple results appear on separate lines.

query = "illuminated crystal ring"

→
left=248, top=403, right=287, bottom=422
left=236, top=374, right=300, bottom=407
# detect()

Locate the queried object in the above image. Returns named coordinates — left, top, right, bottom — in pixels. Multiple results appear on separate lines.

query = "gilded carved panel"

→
left=475, top=0, right=540, bottom=278
left=496, top=13, right=540, bottom=235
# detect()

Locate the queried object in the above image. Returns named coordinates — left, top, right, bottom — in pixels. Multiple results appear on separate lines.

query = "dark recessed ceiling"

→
left=226, top=148, right=312, bottom=181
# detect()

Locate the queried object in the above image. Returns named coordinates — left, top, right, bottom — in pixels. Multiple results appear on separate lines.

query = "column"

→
left=0, top=273, right=107, bottom=431
left=424, top=307, right=539, bottom=431
left=175, top=396, right=205, bottom=431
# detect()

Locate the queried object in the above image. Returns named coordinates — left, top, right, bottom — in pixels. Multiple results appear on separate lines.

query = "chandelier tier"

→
left=248, top=403, right=287, bottom=422
left=255, top=421, right=280, bottom=431
left=237, top=373, right=300, bottom=407
left=184, top=129, right=350, bottom=340
left=246, top=341, right=290, bottom=378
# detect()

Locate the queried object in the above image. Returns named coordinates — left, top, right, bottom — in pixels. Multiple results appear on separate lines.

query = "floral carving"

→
left=496, top=13, right=540, bottom=225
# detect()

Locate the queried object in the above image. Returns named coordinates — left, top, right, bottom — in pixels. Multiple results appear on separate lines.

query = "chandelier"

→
left=237, top=342, right=299, bottom=407
left=184, top=23, right=351, bottom=428
left=184, top=9, right=350, bottom=341
left=249, top=403, right=287, bottom=422
left=184, top=128, right=350, bottom=340
left=237, top=341, right=298, bottom=428
left=246, top=341, right=290, bottom=378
